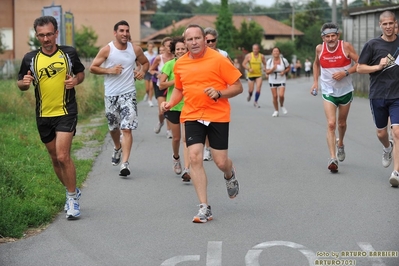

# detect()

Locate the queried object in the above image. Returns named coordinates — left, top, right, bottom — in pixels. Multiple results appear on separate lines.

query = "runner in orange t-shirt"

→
left=160, top=24, right=243, bottom=223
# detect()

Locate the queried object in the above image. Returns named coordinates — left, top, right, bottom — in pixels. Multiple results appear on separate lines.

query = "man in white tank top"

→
left=90, top=20, right=149, bottom=177
left=311, top=22, right=358, bottom=174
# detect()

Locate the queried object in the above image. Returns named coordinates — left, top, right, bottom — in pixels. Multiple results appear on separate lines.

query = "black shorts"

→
left=164, top=110, right=181, bottom=124
left=184, top=121, right=229, bottom=150
left=144, top=72, right=152, bottom=81
left=269, top=83, right=286, bottom=88
left=36, top=114, right=77, bottom=143
left=153, top=81, right=167, bottom=99
left=248, top=76, right=261, bottom=82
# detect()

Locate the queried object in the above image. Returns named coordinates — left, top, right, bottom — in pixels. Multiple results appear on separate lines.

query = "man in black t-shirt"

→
left=357, top=11, right=399, bottom=187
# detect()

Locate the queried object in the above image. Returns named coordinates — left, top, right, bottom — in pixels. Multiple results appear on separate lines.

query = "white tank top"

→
left=104, top=41, right=137, bottom=96
left=156, top=55, right=165, bottom=86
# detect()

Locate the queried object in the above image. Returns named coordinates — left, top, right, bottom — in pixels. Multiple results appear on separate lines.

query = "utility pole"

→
left=332, top=0, right=337, bottom=24
left=291, top=4, right=295, bottom=40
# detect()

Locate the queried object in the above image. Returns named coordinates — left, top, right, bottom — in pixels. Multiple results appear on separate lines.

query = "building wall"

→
left=342, top=8, right=399, bottom=95
left=11, top=0, right=141, bottom=60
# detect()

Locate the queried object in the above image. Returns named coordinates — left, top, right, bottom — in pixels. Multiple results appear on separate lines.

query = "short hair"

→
left=114, top=20, right=129, bottom=31
left=33, top=16, right=58, bottom=32
left=320, top=22, right=339, bottom=36
left=161, top=37, right=173, bottom=46
left=380, top=11, right=396, bottom=22
left=184, top=24, right=205, bottom=37
left=147, top=41, right=154, bottom=46
left=204, top=27, right=218, bottom=38
left=169, top=36, right=185, bottom=54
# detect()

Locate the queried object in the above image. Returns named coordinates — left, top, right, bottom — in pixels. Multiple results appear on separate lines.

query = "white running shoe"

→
left=65, top=198, right=80, bottom=220
left=389, top=171, right=399, bottom=187
left=272, top=111, right=279, bottom=117
left=281, top=107, right=288, bottom=115
left=203, top=147, right=212, bottom=161
left=120, top=162, right=131, bottom=176
left=382, top=140, right=393, bottom=168
left=148, top=100, right=154, bottom=107
left=173, top=157, right=182, bottom=175
left=154, top=121, right=164, bottom=134
left=336, top=138, right=346, bottom=162
left=143, top=93, right=148, bottom=102
left=166, top=130, right=173, bottom=139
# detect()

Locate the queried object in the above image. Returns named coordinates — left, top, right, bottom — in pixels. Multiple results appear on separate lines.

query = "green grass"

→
left=0, top=74, right=145, bottom=238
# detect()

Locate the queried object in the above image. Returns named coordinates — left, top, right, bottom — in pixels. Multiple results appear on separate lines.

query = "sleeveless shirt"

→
left=247, top=52, right=263, bottom=78
left=319, top=40, right=353, bottom=97
left=104, top=41, right=137, bottom=97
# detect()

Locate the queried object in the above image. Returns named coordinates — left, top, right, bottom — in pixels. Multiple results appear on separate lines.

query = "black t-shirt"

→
left=358, top=35, right=399, bottom=99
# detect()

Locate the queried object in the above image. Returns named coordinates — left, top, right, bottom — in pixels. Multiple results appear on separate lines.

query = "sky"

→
left=253, top=0, right=354, bottom=8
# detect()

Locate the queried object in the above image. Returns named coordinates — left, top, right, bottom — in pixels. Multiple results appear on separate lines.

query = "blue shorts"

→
left=370, top=98, right=399, bottom=129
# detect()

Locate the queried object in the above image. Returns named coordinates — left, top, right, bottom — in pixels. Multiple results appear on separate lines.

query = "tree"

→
left=28, top=35, right=41, bottom=50
left=152, top=0, right=194, bottom=30
left=275, top=40, right=296, bottom=63
left=74, top=25, right=100, bottom=58
left=215, top=0, right=236, bottom=54
left=0, top=31, right=7, bottom=54
left=234, top=20, right=264, bottom=52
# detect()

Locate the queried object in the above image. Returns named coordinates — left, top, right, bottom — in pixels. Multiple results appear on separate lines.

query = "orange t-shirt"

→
left=174, top=48, right=241, bottom=123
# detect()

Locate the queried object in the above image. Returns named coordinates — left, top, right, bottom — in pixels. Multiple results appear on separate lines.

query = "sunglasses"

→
left=206, top=38, right=217, bottom=44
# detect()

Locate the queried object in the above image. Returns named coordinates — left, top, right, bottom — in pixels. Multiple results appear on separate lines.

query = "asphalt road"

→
left=1, top=77, right=399, bottom=266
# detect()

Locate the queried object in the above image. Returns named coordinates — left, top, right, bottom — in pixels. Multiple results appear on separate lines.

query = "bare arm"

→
left=158, top=73, right=174, bottom=90
left=357, top=62, right=385, bottom=74
left=161, top=88, right=184, bottom=112
left=149, top=56, right=160, bottom=76
left=204, top=79, right=243, bottom=100
left=261, top=54, right=267, bottom=73
left=90, top=45, right=123, bottom=75
left=331, top=42, right=359, bottom=81
left=242, top=54, right=250, bottom=71
left=17, top=70, right=34, bottom=91
left=133, top=45, right=149, bottom=80
left=64, top=71, right=85, bottom=89
left=311, top=45, right=322, bottom=92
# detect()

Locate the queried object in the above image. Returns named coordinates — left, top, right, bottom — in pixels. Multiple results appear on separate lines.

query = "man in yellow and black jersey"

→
left=17, top=16, right=85, bottom=220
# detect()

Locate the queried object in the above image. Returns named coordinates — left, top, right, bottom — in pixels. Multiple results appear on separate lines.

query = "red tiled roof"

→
left=142, top=15, right=303, bottom=42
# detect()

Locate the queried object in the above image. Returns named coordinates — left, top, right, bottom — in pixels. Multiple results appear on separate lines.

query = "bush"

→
left=0, top=74, right=145, bottom=238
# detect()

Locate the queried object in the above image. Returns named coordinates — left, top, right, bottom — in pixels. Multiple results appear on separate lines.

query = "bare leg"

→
left=45, top=131, right=76, bottom=193
left=323, top=101, right=338, bottom=159
left=188, top=143, right=208, bottom=204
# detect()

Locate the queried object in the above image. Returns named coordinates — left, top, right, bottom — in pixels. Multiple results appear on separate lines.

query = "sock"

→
left=173, top=155, right=180, bottom=160
left=383, top=144, right=392, bottom=152
left=255, top=92, right=260, bottom=102
left=67, top=191, right=77, bottom=199
left=200, top=203, right=208, bottom=208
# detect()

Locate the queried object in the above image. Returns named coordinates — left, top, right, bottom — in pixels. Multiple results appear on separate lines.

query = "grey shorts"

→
left=104, top=91, right=138, bottom=131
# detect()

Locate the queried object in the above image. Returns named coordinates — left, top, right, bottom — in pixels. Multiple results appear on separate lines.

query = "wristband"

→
left=217, top=91, right=222, bottom=99
left=345, top=70, right=349, bottom=76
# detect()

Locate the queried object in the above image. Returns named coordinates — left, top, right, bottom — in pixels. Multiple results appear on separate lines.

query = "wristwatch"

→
left=345, top=70, right=349, bottom=76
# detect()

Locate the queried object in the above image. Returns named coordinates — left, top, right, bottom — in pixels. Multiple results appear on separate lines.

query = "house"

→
left=141, top=15, right=304, bottom=51
left=342, top=4, right=399, bottom=94
left=0, top=0, right=152, bottom=60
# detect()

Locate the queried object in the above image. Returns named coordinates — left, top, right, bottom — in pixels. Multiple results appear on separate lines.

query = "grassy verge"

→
left=0, top=74, right=145, bottom=239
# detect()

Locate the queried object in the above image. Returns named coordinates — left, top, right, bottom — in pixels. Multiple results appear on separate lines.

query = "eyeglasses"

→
left=206, top=38, right=217, bottom=44
left=36, top=32, right=55, bottom=39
